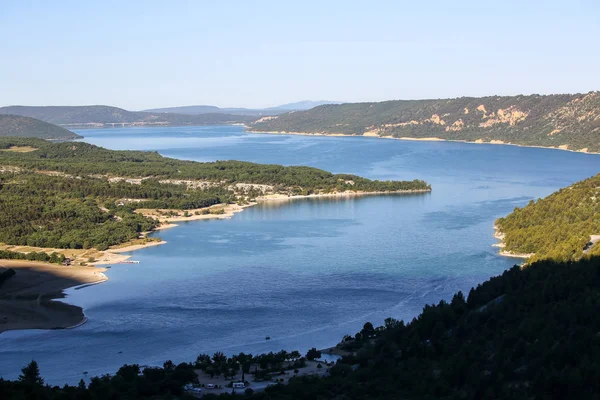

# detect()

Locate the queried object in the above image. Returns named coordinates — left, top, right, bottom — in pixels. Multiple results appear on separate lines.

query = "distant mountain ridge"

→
left=250, top=92, right=600, bottom=153
left=0, top=105, right=254, bottom=127
left=270, top=100, right=341, bottom=110
left=142, top=105, right=283, bottom=116
left=143, top=100, right=342, bottom=115
left=0, top=115, right=81, bottom=139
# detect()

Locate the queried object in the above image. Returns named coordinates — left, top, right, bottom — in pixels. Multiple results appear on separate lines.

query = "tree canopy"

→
left=0, top=137, right=429, bottom=250
left=251, top=92, right=600, bottom=152
left=496, top=173, right=600, bottom=262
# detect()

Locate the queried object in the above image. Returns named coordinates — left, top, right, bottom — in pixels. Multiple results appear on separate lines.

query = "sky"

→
left=1, top=0, right=599, bottom=110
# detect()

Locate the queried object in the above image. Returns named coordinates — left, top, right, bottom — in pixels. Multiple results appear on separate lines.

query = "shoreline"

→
left=106, top=240, right=167, bottom=254
left=0, top=189, right=430, bottom=334
left=247, top=129, right=599, bottom=155
left=0, top=260, right=107, bottom=334
left=493, top=225, right=534, bottom=259
left=256, top=189, right=431, bottom=202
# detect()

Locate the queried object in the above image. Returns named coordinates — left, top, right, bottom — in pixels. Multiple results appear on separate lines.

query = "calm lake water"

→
left=2, top=126, right=600, bottom=384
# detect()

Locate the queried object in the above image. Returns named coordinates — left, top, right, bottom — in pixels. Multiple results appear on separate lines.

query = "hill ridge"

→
left=250, top=91, right=600, bottom=152
left=0, top=105, right=254, bottom=127
left=0, top=114, right=81, bottom=140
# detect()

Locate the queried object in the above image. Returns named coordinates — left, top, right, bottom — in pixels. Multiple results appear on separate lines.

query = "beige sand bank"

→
left=0, top=260, right=107, bottom=333
left=257, top=189, right=430, bottom=202
left=493, top=226, right=534, bottom=259
left=107, top=240, right=167, bottom=254
left=136, top=203, right=254, bottom=224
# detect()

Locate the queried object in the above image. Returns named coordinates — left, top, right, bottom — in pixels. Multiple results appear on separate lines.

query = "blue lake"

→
left=1, top=125, right=599, bottom=384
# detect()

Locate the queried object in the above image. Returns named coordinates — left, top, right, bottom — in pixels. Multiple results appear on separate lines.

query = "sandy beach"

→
left=493, top=226, right=534, bottom=259
left=0, top=260, right=107, bottom=334
left=135, top=203, right=254, bottom=225
left=256, top=189, right=430, bottom=202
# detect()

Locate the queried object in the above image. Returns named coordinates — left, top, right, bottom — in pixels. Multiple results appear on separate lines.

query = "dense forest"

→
left=0, top=137, right=428, bottom=250
left=0, top=172, right=234, bottom=250
left=251, top=92, right=600, bottom=152
left=496, top=173, right=600, bottom=262
left=3, top=256, right=600, bottom=399
left=0, top=105, right=254, bottom=127
left=0, top=115, right=81, bottom=140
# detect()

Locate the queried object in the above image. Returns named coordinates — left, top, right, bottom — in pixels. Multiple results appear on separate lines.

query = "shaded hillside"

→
left=0, top=115, right=81, bottom=139
left=496, top=173, right=600, bottom=262
left=251, top=92, right=600, bottom=152
left=3, top=257, right=600, bottom=399
left=0, top=105, right=254, bottom=127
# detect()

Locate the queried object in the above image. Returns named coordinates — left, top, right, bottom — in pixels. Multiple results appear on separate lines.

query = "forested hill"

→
left=496, top=173, right=600, bottom=262
left=0, top=105, right=254, bottom=127
left=0, top=137, right=428, bottom=251
left=3, top=256, right=600, bottom=399
left=250, top=92, right=600, bottom=152
left=0, top=137, right=429, bottom=192
left=0, top=115, right=81, bottom=140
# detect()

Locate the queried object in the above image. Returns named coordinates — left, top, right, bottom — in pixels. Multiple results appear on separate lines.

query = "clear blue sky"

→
left=1, top=0, right=599, bottom=110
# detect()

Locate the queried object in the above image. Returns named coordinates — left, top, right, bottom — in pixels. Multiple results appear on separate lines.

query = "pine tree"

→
left=18, top=360, right=44, bottom=386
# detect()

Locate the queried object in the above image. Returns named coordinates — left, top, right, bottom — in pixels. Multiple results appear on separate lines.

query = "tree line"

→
left=0, top=137, right=431, bottom=193
left=250, top=92, right=600, bottom=152
left=0, top=137, right=430, bottom=251
left=496, top=173, right=600, bottom=262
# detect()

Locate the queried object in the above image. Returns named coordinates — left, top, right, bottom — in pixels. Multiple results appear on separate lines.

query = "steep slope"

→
left=495, top=173, right=600, bottom=262
left=0, top=105, right=254, bottom=127
left=251, top=92, right=600, bottom=152
left=0, top=115, right=81, bottom=139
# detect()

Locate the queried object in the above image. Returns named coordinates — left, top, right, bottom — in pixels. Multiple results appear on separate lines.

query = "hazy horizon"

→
left=4, top=89, right=600, bottom=112
left=2, top=0, right=599, bottom=110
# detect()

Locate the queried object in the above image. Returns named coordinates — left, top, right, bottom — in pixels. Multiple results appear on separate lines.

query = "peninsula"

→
left=0, top=136, right=430, bottom=332
left=0, top=260, right=106, bottom=333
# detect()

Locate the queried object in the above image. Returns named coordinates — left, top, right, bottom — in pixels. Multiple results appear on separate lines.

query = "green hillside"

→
left=0, top=137, right=429, bottom=250
left=0, top=115, right=81, bottom=140
left=0, top=105, right=254, bottom=127
left=0, top=137, right=429, bottom=191
left=251, top=92, right=600, bottom=152
left=496, top=173, right=600, bottom=262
